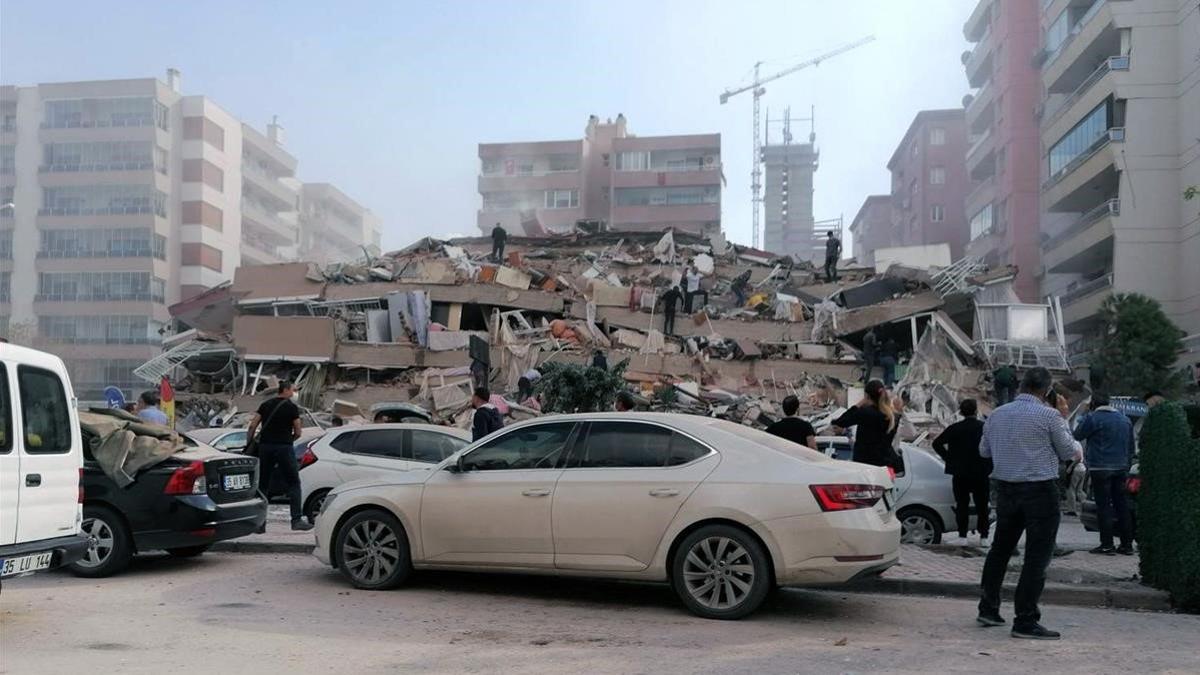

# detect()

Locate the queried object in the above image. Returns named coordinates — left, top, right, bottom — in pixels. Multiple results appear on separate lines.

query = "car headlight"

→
left=318, top=491, right=337, bottom=517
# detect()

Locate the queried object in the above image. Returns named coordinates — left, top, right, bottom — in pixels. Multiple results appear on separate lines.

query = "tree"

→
left=1138, top=401, right=1200, bottom=611
left=534, top=359, right=629, bottom=413
left=1094, top=293, right=1187, bottom=396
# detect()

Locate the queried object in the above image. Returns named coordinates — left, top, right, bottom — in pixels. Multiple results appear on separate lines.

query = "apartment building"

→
left=885, top=109, right=973, bottom=261
left=849, top=194, right=894, bottom=267
left=1035, top=0, right=1199, bottom=358
left=0, top=71, right=375, bottom=399
left=762, top=142, right=819, bottom=261
left=299, top=182, right=382, bottom=264
left=962, top=0, right=1044, bottom=302
left=478, top=115, right=721, bottom=236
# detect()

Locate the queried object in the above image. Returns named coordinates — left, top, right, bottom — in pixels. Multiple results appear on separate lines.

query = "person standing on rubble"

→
left=660, top=284, right=683, bottom=336
left=879, top=336, right=900, bottom=387
left=730, top=269, right=752, bottom=307
left=471, top=386, right=504, bottom=441
left=861, top=329, right=879, bottom=383
left=976, top=367, right=1081, bottom=640
left=684, top=265, right=706, bottom=314
left=933, top=399, right=992, bottom=546
left=993, top=362, right=1018, bottom=405
left=247, top=381, right=312, bottom=532
left=491, top=222, right=507, bottom=262
left=766, top=395, right=817, bottom=450
left=824, top=231, right=842, bottom=283
left=591, top=349, right=608, bottom=371
left=831, top=379, right=897, bottom=467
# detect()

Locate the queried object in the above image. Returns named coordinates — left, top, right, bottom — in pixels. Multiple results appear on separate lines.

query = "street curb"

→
left=847, top=577, right=1172, bottom=612
left=211, top=540, right=315, bottom=555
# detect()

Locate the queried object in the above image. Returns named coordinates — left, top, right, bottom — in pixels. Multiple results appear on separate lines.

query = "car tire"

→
left=671, top=524, right=772, bottom=620
left=304, top=489, right=331, bottom=524
left=166, top=545, right=211, bottom=558
left=335, top=509, right=412, bottom=590
left=69, top=505, right=134, bottom=578
left=898, top=506, right=943, bottom=545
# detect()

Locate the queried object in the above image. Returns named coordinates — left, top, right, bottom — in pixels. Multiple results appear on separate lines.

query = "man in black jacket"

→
left=933, top=399, right=992, bottom=545
left=491, top=222, right=507, bottom=262
left=660, top=285, right=683, bottom=336
left=470, top=387, right=504, bottom=441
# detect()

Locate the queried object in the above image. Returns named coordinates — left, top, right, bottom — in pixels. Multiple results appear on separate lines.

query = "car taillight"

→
left=164, top=460, right=207, bottom=495
left=887, top=467, right=896, bottom=481
left=299, top=449, right=318, bottom=470
left=1126, top=477, right=1142, bottom=495
left=78, top=467, right=84, bottom=503
left=810, top=484, right=885, bottom=511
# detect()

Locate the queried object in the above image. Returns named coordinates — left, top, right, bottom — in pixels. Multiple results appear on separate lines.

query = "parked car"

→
left=314, top=413, right=900, bottom=620
left=369, top=402, right=433, bottom=424
left=1079, top=464, right=1140, bottom=536
left=299, top=423, right=470, bottom=522
left=814, top=435, right=976, bottom=545
left=186, top=427, right=250, bottom=452
left=0, top=344, right=90, bottom=587
left=189, top=426, right=324, bottom=500
left=69, top=413, right=267, bottom=577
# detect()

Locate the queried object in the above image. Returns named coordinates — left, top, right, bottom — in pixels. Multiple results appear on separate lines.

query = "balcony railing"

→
left=1061, top=273, right=1112, bottom=306
left=1043, top=127, right=1123, bottom=189
left=1043, top=0, right=1106, bottom=70
left=1045, top=198, right=1119, bottom=251
left=480, top=168, right=580, bottom=178
left=966, top=127, right=993, bottom=161
left=40, top=161, right=163, bottom=175
left=34, top=292, right=165, bottom=303
left=38, top=205, right=165, bottom=217
left=1043, top=55, right=1129, bottom=129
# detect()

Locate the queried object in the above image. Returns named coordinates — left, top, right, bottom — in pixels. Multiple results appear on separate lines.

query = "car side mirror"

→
left=447, top=455, right=466, bottom=473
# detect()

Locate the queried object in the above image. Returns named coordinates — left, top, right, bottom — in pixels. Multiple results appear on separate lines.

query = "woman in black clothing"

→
left=832, top=379, right=897, bottom=467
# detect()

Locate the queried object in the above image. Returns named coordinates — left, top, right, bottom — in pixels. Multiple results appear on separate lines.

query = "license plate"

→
left=1, top=551, right=54, bottom=577
left=223, top=473, right=252, bottom=491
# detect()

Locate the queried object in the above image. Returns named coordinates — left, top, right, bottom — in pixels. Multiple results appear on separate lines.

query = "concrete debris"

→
left=159, top=228, right=1061, bottom=444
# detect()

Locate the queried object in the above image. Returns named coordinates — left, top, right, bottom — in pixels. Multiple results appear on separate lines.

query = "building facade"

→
left=962, top=0, right=1044, bottom=302
left=299, top=183, right=382, bottom=264
left=762, top=142, right=819, bottom=261
left=884, top=109, right=972, bottom=261
left=478, top=115, right=721, bottom=236
left=0, top=71, right=375, bottom=399
left=1035, top=0, right=1199, bottom=359
left=849, top=194, right=894, bottom=267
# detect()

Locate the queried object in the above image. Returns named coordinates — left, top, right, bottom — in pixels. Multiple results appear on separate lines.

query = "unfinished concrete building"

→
left=762, top=142, right=819, bottom=262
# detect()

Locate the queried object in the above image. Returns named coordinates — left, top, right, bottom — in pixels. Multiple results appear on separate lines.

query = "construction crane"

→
left=720, top=35, right=876, bottom=249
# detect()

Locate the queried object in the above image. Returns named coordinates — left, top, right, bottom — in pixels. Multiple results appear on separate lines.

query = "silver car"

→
left=814, top=436, right=977, bottom=545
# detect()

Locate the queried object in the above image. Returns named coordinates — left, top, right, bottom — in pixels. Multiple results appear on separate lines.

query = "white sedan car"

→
left=313, top=413, right=900, bottom=619
left=299, top=423, right=471, bottom=522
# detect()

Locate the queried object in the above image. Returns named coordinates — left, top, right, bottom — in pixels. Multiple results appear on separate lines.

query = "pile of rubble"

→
left=152, top=228, right=1072, bottom=442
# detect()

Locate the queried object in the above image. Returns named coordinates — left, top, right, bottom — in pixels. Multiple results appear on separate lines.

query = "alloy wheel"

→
left=342, top=519, right=401, bottom=584
left=681, top=536, right=756, bottom=610
left=79, top=517, right=115, bottom=568
left=901, top=514, right=937, bottom=545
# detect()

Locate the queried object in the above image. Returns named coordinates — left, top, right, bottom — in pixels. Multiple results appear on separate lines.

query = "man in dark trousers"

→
left=993, top=362, right=1018, bottom=405
left=977, top=367, right=1081, bottom=640
left=933, top=399, right=991, bottom=546
left=824, top=231, right=842, bottom=283
left=730, top=269, right=752, bottom=307
left=880, top=336, right=899, bottom=386
left=765, top=395, right=817, bottom=449
left=247, top=380, right=312, bottom=531
left=491, top=222, right=507, bottom=262
left=660, top=285, right=683, bottom=336
left=861, top=329, right=878, bottom=383
left=470, top=387, right=504, bottom=441
left=1074, top=393, right=1136, bottom=555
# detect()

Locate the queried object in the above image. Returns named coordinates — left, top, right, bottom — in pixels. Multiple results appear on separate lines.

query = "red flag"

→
left=159, top=376, right=175, bottom=429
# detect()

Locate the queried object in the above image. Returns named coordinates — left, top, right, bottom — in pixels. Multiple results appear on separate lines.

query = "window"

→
left=480, top=159, right=499, bottom=175
left=351, top=429, right=406, bottom=458
left=910, top=142, right=919, bottom=157
left=0, top=365, right=10, bottom=454
left=1048, top=101, right=1109, bottom=177
left=214, top=431, right=248, bottom=451
left=37, top=272, right=165, bottom=302
left=544, top=189, right=579, bottom=209
left=330, top=431, right=358, bottom=452
left=408, top=430, right=467, bottom=463
left=547, top=154, right=578, bottom=172
left=667, top=433, right=710, bottom=466
left=616, top=151, right=650, bottom=171
left=614, top=187, right=719, bottom=207
left=62, top=358, right=143, bottom=402
left=461, top=422, right=576, bottom=471
left=41, top=185, right=167, bottom=217
left=930, top=205, right=945, bottom=222
left=0, top=231, right=11, bottom=260
left=929, top=167, right=945, bottom=185
left=43, top=97, right=158, bottom=129
left=18, top=365, right=72, bottom=454
left=39, top=228, right=166, bottom=260
left=42, top=141, right=155, bottom=172
left=970, top=203, right=994, bottom=240
left=516, top=162, right=534, bottom=176
left=0, top=145, right=13, bottom=174
left=570, top=422, right=673, bottom=468
left=929, top=127, right=946, bottom=145
left=38, top=316, right=162, bottom=345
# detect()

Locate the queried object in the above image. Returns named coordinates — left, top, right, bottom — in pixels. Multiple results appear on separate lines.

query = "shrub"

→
left=1137, top=401, right=1200, bottom=611
left=534, top=359, right=629, bottom=414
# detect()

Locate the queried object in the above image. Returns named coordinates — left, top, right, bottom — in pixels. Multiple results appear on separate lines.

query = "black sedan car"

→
left=69, top=425, right=267, bottom=578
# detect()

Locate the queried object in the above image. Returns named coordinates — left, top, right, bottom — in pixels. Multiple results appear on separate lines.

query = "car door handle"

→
left=521, top=489, right=551, bottom=497
left=649, top=488, right=679, bottom=497
left=25, top=474, right=42, bottom=487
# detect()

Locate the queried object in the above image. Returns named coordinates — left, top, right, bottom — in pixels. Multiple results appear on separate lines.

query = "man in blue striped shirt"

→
left=976, top=367, right=1081, bottom=640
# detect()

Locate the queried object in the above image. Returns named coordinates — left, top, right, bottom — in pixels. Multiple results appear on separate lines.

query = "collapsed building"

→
left=140, top=228, right=1074, bottom=443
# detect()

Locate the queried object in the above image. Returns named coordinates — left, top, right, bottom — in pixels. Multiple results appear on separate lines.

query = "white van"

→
left=0, top=343, right=89, bottom=585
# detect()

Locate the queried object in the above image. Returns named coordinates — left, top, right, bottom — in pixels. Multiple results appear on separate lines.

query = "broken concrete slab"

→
left=495, top=266, right=533, bottom=290
left=590, top=281, right=630, bottom=308
left=233, top=316, right=337, bottom=362
left=834, top=292, right=945, bottom=337
left=232, top=262, right=324, bottom=305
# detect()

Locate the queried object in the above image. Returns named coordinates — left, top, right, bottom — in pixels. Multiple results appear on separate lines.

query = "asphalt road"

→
left=2, top=552, right=1196, bottom=674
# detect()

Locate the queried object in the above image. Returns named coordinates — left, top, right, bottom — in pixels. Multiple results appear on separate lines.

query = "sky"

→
left=0, top=0, right=972, bottom=250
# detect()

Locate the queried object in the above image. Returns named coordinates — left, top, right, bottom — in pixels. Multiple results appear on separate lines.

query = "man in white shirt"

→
left=683, top=266, right=706, bottom=314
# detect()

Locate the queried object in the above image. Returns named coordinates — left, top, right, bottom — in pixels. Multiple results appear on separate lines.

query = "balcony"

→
left=1043, top=2, right=1120, bottom=94
left=243, top=162, right=299, bottom=208
left=966, top=128, right=996, bottom=179
left=965, top=79, right=995, bottom=134
left=1043, top=198, right=1118, bottom=273
left=962, top=25, right=994, bottom=87
left=240, top=235, right=283, bottom=266
left=611, top=165, right=722, bottom=189
left=477, top=170, right=580, bottom=193
left=242, top=199, right=297, bottom=243
left=476, top=207, right=584, bottom=236
left=966, top=175, right=996, bottom=214
left=1060, top=274, right=1112, bottom=330
left=1043, top=55, right=1128, bottom=141
left=1043, top=128, right=1122, bottom=212
left=963, top=0, right=994, bottom=42
left=610, top=203, right=720, bottom=229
